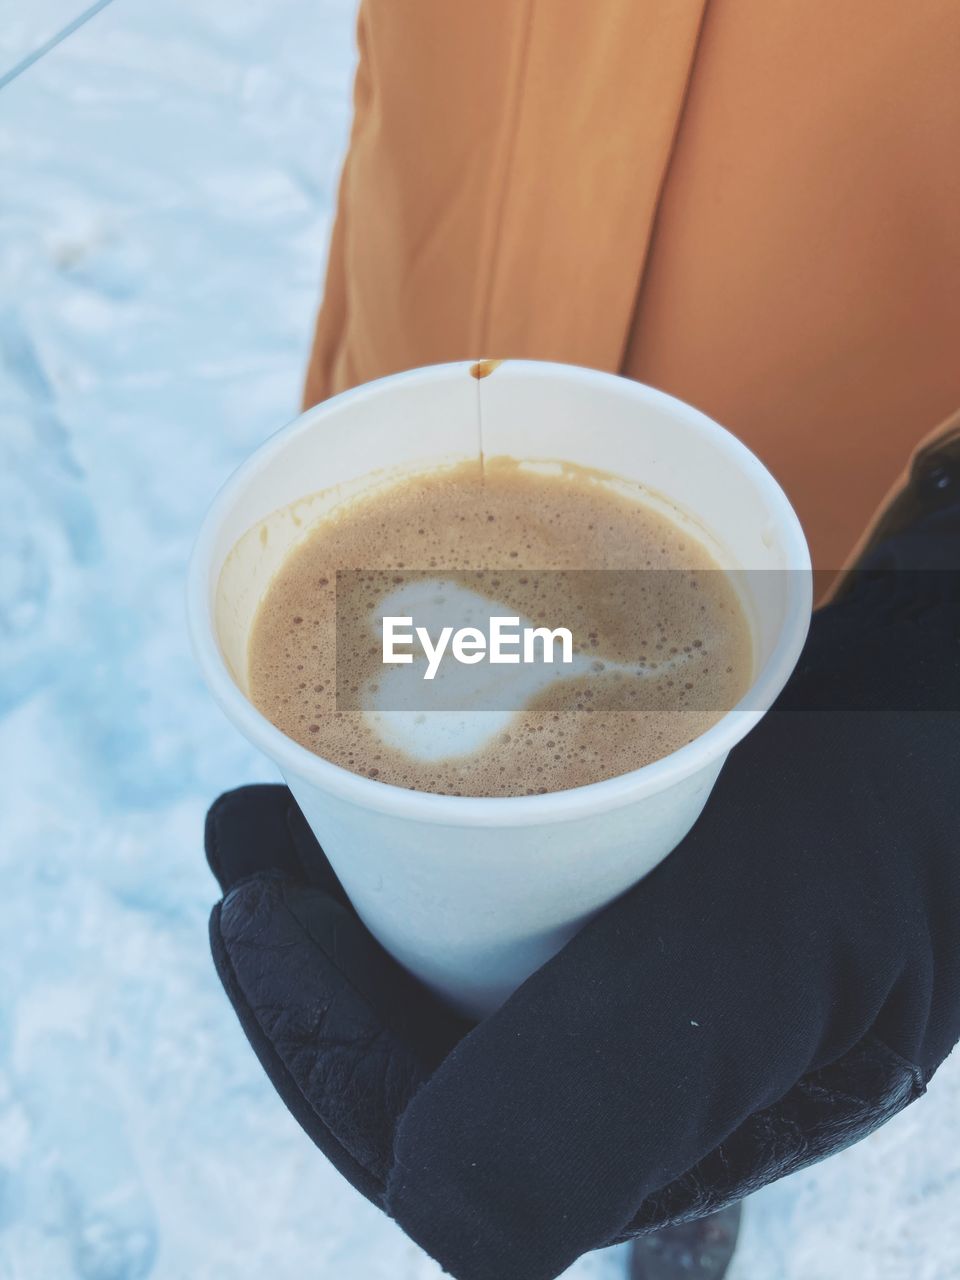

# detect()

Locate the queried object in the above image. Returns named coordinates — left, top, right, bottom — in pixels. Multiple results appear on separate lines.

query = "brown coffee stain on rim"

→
left=470, top=358, right=503, bottom=379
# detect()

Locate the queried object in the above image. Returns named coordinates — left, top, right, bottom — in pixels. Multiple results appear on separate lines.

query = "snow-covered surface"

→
left=0, top=2, right=957, bottom=1277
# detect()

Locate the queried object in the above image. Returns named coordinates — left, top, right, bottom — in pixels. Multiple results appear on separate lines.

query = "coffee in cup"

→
left=189, top=361, right=810, bottom=1014
left=247, top=456, right=753, bottom=797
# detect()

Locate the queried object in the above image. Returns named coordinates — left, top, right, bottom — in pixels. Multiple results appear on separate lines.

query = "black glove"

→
left=206, top=478, right=960, bottom=1280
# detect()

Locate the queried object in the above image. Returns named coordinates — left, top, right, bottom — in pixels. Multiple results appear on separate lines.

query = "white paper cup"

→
left=188, top=360, right=811, bottom=1018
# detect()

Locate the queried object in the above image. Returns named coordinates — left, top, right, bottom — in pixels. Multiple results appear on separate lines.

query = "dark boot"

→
left=628, top=1203, right=742, bottom=1279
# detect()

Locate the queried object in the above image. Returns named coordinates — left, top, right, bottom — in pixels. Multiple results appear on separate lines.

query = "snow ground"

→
left=0, top=2, right=957, bottom=1278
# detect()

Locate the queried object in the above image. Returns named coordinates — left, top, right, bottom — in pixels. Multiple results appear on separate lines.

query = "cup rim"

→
left=187, top=359, right=812, bottom=827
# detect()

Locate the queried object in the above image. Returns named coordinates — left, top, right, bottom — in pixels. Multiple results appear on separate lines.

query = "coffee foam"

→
left=247, top=457, right=753, bottom=796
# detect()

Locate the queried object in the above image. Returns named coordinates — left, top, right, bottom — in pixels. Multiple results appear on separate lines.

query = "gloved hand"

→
left=206, top=480, right=960, bottom=1280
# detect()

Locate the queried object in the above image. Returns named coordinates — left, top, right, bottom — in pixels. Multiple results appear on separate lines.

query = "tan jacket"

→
left=303, top=0, right=960, bottom=586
